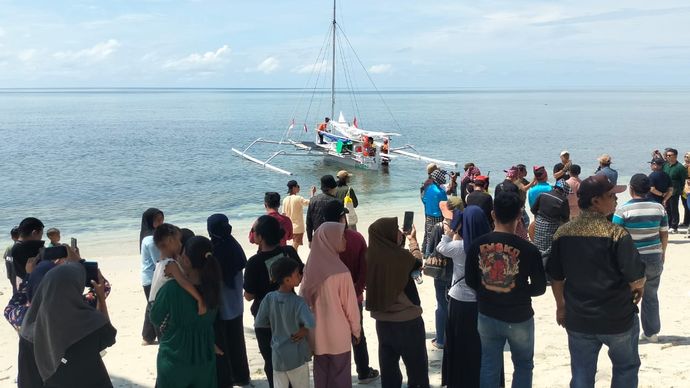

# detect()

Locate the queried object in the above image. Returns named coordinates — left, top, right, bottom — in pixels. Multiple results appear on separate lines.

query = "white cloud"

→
left=18, top=49, right=36, bottom=62
left=292, top=60, right=328, bottom=74
left=163, top=45, right=230, bottom=71
left=368, top=64, right=392, bottom=74
left=255, top=56, right=280, bottom=74
left=53, top=39, right=120, bottom=63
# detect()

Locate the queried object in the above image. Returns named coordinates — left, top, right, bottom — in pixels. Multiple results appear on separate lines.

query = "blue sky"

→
left=1, top=0, right=689, bottom=88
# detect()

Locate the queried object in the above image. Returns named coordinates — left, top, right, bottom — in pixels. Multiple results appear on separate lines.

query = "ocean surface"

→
left=2, top=88, right=689, bottom=249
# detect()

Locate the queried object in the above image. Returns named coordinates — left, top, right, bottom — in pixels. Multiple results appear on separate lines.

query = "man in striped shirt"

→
left=613, top=173, right=669, bottom=343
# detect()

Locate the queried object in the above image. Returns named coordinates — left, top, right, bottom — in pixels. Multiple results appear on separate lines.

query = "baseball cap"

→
left=446, top=196, right=464, bottom=211
left=320, top=175, right=337, bottom=190
left=629, top=173, right=651, bottom=194
left=577, top=174, right=626, bottom=203
left=560, top=150, right=570, bottom=157
left=533, top=166, right=547, bottom=179
left=649, top=157, right=665, bottom=165
left=336, top=170, right=352, bottom=179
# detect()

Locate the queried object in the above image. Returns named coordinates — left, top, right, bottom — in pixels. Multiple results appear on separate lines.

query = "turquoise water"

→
left=1, top=88, right=689, bottom=238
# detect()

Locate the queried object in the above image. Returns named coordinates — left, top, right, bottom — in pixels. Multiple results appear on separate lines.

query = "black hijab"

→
left=207, top=214, right=247, bottom=288
left=139, top=208, right=163, bottom=249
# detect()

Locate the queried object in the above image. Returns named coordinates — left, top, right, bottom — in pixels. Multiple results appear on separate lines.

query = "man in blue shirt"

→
left=422, top=169, right=448, bottom=255
left=527, top=166, right=551, bottom=209
left=595, top=154, right=619, bottom=185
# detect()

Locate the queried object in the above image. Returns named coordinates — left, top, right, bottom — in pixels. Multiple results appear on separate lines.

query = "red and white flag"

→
left=303, top=123, right=308, bottom=133
left=353, top=116, right=358, bottom=128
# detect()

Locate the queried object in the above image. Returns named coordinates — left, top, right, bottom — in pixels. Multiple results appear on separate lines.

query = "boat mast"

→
left=330, top=0, right=336, bottom=121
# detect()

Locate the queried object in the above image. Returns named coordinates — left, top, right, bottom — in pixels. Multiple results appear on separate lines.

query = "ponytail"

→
left=183, top=236, right=222, bottom=310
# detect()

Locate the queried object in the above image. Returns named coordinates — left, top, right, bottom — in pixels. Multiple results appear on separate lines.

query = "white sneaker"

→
left=640, top=333, right=658, bottom=343
left=670, top=228, right=678, bottom=234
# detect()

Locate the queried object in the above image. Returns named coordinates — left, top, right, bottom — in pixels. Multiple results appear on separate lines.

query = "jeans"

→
left=665, top=193, right=681, bottom=229
left=567, top=315, right=640, bottom=388
left=478, top=313, right=534, bottom=388
left=640, top=254, right=663, bottom=336
left=352, top=302, right=372, bottom=377
left=376, top=317, right=430, bottom=388
left=433, top=277, right=450, bottom=346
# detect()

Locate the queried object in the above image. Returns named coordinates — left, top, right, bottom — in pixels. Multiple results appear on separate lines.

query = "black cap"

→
left=649, top=157, right=665, bottom=165
left=322, top=200, right=348, bottom=222
left=629, top=174, right=651, bottom=194
left=320, top=175, right=337, bottom=190
left=577, top=174, right=626, bottom=203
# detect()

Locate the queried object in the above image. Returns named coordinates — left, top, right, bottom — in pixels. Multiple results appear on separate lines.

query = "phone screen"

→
left=83, top=261, right=99, bottom=287
left=403, top=211, right=414, bottom=234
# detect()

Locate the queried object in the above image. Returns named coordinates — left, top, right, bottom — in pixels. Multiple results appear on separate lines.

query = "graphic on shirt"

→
left=478, top=242, right=520, bottom=291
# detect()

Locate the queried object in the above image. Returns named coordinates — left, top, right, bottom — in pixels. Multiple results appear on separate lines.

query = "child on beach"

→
left=150, top=223, right=206, bottom=315
left=45, top=228, right=62, bottom=247
left=255, top=257, right=315, bottom=388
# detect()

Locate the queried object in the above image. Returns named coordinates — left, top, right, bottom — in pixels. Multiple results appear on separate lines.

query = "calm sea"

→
left=2, top=88, right=689, bottom=244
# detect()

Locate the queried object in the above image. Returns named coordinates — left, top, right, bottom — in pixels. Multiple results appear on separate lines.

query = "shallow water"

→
left=1, top=88, right=688, bottom=246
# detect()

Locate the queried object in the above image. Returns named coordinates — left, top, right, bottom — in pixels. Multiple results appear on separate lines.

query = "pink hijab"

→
left=300, top=222, right=349, bottom=305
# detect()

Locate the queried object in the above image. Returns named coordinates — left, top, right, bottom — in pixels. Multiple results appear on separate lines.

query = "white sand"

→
left=1, top=205, right=689, bottom=388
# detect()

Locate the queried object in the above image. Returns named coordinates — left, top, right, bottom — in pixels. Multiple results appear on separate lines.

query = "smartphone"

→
left=70, top=238, right=77, bottom=249
left=402, top=211, right=414, bottom=234
left=43, top=246, right=68, bottom=262
left=82, top=261, right=99, bottom=287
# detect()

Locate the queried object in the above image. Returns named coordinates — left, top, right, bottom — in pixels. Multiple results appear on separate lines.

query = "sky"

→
left=1, top=0, right=689, bottom=88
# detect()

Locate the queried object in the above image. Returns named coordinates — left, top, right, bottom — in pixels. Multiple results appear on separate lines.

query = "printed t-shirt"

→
left=255, top=291, right=315, bottom=372
left=465, top=232, right=546, bottom=323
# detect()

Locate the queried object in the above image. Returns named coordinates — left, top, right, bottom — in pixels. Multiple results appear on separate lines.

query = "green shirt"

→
left=150, top=281, right=218, bottom=388
left=663, top=162, right=688, bottom=195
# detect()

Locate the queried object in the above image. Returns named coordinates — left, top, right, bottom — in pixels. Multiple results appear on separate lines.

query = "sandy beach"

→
left=1, top=200, right=689, bottom=388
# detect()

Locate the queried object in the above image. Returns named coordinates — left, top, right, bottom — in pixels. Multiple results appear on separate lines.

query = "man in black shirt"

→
left=466, top=192, right=546, bottom=388
left=305, top=175, right=339, bottom=244
left=548, top=174, right=645, bottom=388
left=466, top=175, right=493, bottom=227
left=648, top=157, right=672, bottom=204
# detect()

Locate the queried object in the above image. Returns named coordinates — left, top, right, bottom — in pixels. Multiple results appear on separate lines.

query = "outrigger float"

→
left=231, top=0, right=457, bottom=176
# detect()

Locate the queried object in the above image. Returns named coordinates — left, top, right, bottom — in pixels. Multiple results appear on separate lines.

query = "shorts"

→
left=292, top=233, right=304, bottom=246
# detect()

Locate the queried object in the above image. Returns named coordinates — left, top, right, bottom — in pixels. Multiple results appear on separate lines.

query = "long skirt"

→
left=442, top=299, right=481, bottom=388
left=215, top=315, right=250, bottom=386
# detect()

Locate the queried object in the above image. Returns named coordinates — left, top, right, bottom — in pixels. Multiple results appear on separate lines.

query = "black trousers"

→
left=255, top=327, right=275, bottom=388
left=442, top=299, right=481, bottom=388
left=666, top=193, right=681, bottom=229
left=142, top=285, right=157, bottom=343
left=376, top=316, right=430, bottom=388
left=216, top=315, right=251, bottom=387
left=352, top=302, right=371, bottom=377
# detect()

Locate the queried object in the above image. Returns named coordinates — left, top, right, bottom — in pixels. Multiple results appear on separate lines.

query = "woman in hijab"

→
left=140, top=207, right=164, bottom=345
left=151, top=236, right=222, bottom=388
left=207, top=214, right=250, bottom=387
left=20, top=262, right=116, bottom=388
left=438, top=205, right=491, bottom=388
left=366, top=218, right=429, bottom=388
left=300, top=222, right=360, bottom=388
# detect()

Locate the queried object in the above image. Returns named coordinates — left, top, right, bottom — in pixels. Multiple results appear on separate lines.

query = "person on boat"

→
left=334, top=170, right=359, bottom=231
left=318, top=117, right=331, bottom=144
left=381, top=138, right=389, bottom=154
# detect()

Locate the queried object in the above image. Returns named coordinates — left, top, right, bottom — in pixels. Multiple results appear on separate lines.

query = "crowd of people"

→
left=2, top=149, right=689, bottom=388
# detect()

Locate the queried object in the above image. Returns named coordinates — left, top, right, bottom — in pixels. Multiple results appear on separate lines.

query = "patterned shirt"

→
left=612, top=199, right=668, bottom=255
